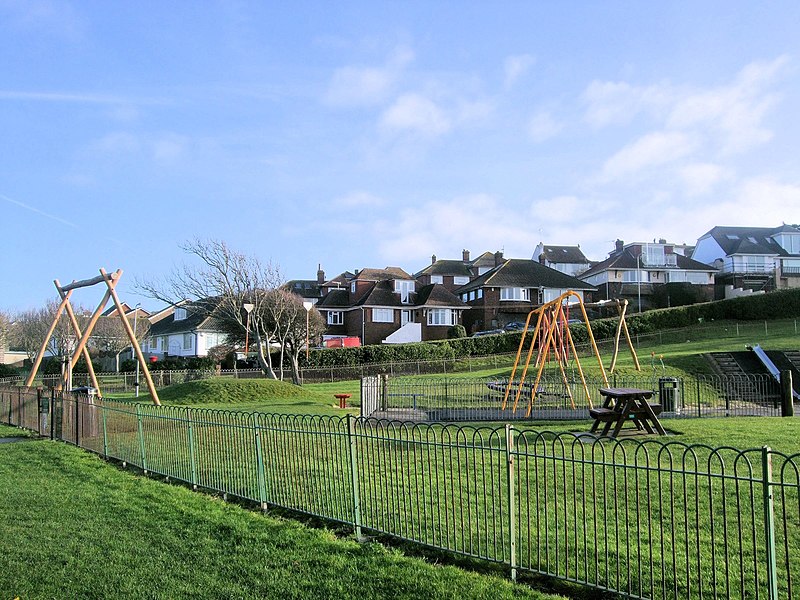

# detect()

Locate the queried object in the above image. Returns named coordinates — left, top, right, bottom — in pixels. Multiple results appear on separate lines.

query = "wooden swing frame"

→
left=23, top=268, right=161, bottom=405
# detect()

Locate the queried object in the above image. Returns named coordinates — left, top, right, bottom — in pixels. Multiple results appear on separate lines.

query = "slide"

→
left=748, top=344, right=800, bottom=400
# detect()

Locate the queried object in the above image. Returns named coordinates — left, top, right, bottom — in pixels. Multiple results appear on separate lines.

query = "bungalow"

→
left=144, top=299, right=228, bottom=359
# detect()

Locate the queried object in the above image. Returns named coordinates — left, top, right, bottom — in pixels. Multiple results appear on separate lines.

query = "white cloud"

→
left=379, top=93, right=451, bottom=137
left=582, top=80, right=672, bottom=128
left=528, top=110, right=562, bottom=142
left=602, top=131, right=698, bottom=180
left=324, top=45, right=414, bottom=107
left=503, top=54, right=536, bottom=89
left=152, top=134, right=188, bottom=163
left=332, top=191, right=386, bottom=209
left=678, top=163, right=733, bottom=196
left=377, top=194, right=532, bottom=263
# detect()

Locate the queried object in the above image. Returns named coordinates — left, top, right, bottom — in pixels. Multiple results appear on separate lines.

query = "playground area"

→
left=361, top=293, right=798, bottom=424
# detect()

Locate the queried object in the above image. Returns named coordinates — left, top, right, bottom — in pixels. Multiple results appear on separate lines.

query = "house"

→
left=284, top=265, right=328, bottom=306
left=691, top=225, right=800, bottom=297
left=144, top=299, right=228, bottom=359
left=315, top=267, right=466, bottom=345
left=415, top=250, right=475, bottom=292
left=532, top=243, right=592, bottom=276
left=579, top=239, right=716, bottom=310
left=455, top=255, right=596, bottom=333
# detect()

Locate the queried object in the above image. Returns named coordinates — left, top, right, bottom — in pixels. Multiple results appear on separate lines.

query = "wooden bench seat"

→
left=588, top=407, right=618, bottom=421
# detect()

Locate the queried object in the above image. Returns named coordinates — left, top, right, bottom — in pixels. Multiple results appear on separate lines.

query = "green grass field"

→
left=0, top=439, right=563, bottom=600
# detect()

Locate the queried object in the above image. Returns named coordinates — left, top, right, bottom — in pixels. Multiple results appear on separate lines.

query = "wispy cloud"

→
left=503, top=54, right=536, bottom=89
left=331, top=191, right=387, bottom=209
left=528, top=110, right=562, bottom=142
left=0, top=192, right=79, bottom=228
left=0, top=90, right=168, bottom=105
left=324, top=45, right=414, bottom=107
left=602, top=131, right=698, bottom=180
left=379, top=93, right=451, bottom=137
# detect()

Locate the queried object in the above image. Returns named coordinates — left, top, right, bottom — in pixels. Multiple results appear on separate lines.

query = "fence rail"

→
left=2, top=386, right=798, bottom=599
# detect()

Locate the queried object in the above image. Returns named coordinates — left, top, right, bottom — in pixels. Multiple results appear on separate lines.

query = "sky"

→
left=2, top=0, right=800, bottom=312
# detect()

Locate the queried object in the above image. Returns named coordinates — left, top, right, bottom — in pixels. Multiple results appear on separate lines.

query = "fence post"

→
left=49, top=388, right=55, bottom=441
left=346, top=414, right=363, bottom=541
left=696, top=378, right=702, bottom=418
left=762, top=446, right=779, bottom=600
left=506, top=424, right=517, bottom=582
left=780, top=371, right=794, bottom=417
left=186, top=408, right=198, bottom=490
left=101, top=401, right=108, bottom=457
left=253, top=415, right=268, bottom=510
left=136, top=404, right=148, bottom=474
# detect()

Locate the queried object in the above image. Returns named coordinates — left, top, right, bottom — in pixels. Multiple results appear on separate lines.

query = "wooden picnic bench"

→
left=589, top=387, right=666, bottom=439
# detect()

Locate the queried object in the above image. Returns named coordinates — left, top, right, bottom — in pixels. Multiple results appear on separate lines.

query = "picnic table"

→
left=589, top=387, right=666, bottom=439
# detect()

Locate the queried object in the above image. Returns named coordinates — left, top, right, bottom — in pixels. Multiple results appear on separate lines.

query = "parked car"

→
left=472, top=329, right=504, bottom=337
left=504, top=322, right=526, bottom=331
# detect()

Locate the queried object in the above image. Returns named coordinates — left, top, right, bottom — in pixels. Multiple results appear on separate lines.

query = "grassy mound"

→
left=156, top=377, right=305, bottom=404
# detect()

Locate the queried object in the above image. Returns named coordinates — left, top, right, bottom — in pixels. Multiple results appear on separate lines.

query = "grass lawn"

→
left=0, top=439, right=563, bottom=600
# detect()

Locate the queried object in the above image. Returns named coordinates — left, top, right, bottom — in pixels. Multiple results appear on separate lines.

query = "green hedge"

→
left=305, top=288, right=800, bottom=369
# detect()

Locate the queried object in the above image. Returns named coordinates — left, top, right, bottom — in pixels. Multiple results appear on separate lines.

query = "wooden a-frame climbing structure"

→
left=501, top=292, right=640, bottom=417
left=24, top=268, right=161, bottom=406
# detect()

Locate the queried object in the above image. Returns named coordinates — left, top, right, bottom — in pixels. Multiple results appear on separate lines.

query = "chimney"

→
left=658, top=238, right=667, bottom=244
left=615, top=239, right=624, bottom=253
left=494, top=250, right=504, bottom=266
left=317, top=264, right=325, bottom=284
left=431, top=254, right=437, bottom=264
left=462, top=249, right=470, bottom=262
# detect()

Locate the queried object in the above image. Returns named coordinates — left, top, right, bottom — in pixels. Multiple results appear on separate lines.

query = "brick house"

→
left=455, top=257, right=596, bottom=333
left=315, top=267, right=466, bottom=345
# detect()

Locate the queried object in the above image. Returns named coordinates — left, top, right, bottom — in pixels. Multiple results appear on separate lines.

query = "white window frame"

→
left=174, top=307, right=187, bottom=321
left=327, top=311, right=344, bottom=325
left=453, top=276, right=470, bottom=285
left=430, top=275, right=443, bottom=284
left=427, top=308, right=456, bottom=326
left=372, top=308, right=394, bottom=323
left=500, top=287, right=530, bottom=301
left=394, top=280, right=415, bottom=304
left=183, top=333, right=193, bottom=350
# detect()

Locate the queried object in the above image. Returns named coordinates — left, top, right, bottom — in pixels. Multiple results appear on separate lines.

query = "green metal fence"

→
left=368, top=374, right=786, bottom=421
left=2, top=387, right=798, bottom=599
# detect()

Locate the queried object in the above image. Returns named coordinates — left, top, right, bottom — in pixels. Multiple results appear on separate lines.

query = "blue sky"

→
left=2, top=1, right=800, bottom=312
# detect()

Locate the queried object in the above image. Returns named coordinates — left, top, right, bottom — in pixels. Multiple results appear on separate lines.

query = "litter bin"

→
left=658, top=377, right=680, bottom=413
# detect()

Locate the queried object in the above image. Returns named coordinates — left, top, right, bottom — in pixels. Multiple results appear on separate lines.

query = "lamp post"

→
left=243, top=303, right=254, bottom=357
left=302, top=301, right=313, bottom=360
left=132, top=303, right=141, bottom=397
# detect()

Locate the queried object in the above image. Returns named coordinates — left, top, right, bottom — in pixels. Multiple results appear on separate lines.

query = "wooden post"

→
left=100, top=268, right=161, bottom=406
left=55, top=280, right=103, bottom=395
left=24, top=288, right=73, bottom=389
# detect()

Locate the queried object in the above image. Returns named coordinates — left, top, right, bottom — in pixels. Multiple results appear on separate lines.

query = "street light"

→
left=637, top=254, right=642, bottom=313
left=302, top=301, right=313, bottom=360
left=243, top=303, right=254, bottom=356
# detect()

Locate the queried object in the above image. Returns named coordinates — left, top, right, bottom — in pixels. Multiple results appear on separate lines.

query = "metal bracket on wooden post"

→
left=762, top=446, right=779, bottom=600
left=347, top=414, right=364, bottom=541
left=506, top=424, right=517, bottom=582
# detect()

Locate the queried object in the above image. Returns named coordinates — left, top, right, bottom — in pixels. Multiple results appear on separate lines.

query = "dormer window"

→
left=174, top=307, right=187, bottom=321
left=394, top=280, right=415, bottom=304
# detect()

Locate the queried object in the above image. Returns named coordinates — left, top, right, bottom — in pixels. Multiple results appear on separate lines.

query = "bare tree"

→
left=11, top=299, right=89, bottom=362
left=137, top=239, right=284, bottom=379
left=91, top=312, right=151, bottom=371
left=278, top=293, right=326, bottom=385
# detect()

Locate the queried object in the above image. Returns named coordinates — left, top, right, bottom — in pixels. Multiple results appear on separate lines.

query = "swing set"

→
left=23, top=268, right=161, bottom=406
left=500, top=292, right=640, bottom=417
